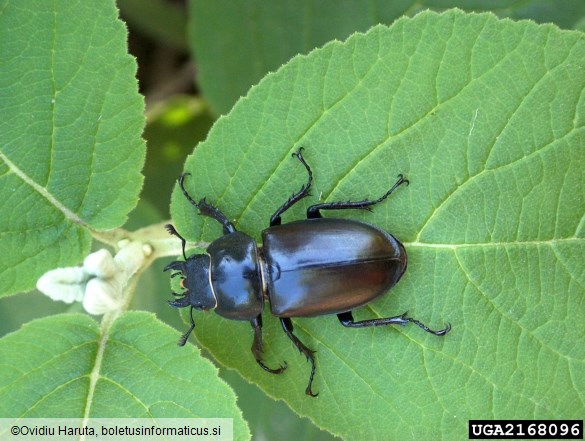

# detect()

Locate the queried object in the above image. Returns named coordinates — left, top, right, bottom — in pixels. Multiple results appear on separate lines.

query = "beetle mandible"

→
left=164, top=148, right=451, bottom=397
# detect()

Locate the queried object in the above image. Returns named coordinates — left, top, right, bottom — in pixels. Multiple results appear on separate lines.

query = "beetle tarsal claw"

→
left=436, top=322, right=452, bottom=336
left=404, top=315, right=452, bottom=336
left=255, top=359, right=288, bottom=374
left=306, top=388, right=319, bottom=398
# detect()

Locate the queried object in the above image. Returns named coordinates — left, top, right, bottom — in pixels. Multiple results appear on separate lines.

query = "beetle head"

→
left=164, top=254, right=216, bottom=311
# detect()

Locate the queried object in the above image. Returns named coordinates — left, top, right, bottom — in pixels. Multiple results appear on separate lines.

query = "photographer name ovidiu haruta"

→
left=15, top=425, right=93, bottom=436
left=12, top=423, right=223, bottom=437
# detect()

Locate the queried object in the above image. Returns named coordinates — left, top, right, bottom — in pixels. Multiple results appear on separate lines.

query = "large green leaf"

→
left=171, top=10, right=584, bottom=440
left=0, top=312, right=250, bottom=439
left=0, top=0, right=145, bottom=296
left=189, top=0, right=585, bottom=115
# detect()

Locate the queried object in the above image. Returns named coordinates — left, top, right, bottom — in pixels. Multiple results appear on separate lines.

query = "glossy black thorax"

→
left=207, top=231, right=264, bottom=320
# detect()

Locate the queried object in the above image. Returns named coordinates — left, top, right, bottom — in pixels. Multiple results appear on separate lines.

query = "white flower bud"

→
left=83, top=276, right=124, bottom=315
left=36, top=267, right=89, bottom=303
left=114, top=241, right=147, bottom=277
left=83, top=249, right=117, bottom=278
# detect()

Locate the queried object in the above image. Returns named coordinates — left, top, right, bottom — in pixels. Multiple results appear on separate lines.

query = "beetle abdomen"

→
left=261, top=218, right=407, bottom=317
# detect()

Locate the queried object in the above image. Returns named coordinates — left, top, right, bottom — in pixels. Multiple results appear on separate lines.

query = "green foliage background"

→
left=1, top=1, right=584, bottom=441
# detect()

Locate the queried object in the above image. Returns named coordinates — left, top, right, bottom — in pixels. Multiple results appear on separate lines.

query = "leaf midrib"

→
left=0, top=151, right=87, bottom=227
left=406, top=237, right=582, bottom=249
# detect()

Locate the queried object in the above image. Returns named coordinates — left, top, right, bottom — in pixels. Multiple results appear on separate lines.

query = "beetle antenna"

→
left=177, top=306, right=196, bottom=346
left=178, top=173, right=236, bottom=235
left=165, top=224, right=188, bottom=260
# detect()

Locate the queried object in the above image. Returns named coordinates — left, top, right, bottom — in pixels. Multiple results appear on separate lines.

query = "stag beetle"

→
left=165, top=148, right=450, bottom=396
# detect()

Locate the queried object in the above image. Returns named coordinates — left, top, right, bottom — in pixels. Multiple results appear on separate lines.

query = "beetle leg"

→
left=280, top=317, right=318, bottom=397
left=270, top=148, right=313, bottom=226
left=250, top=315, right=288, bottom=374
left=165, top=224, right=188, bottom=260
left=307, top=174, right=409, bottom=219
left=337, top=311, right=451, bottom=336
left=178, top=173, right=236, bottom=235
left=177, top=306, right=196, bottom=346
